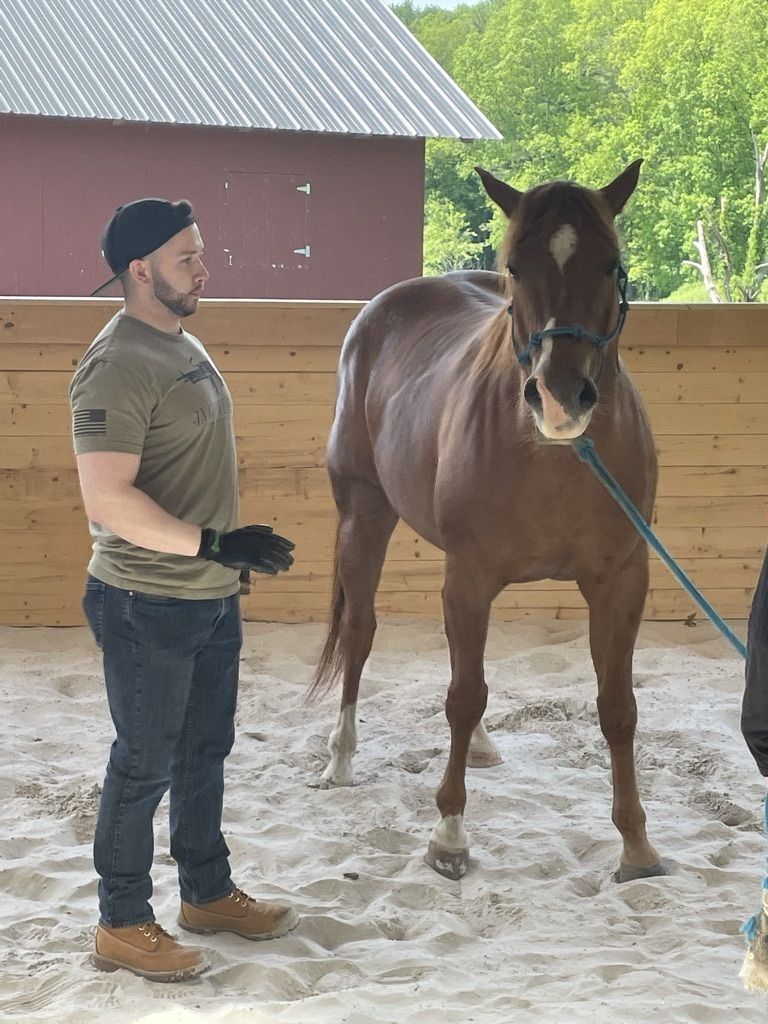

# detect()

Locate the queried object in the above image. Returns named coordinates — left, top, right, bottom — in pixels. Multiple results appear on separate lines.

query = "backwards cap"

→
left=91, top=198, right=196, bottom=295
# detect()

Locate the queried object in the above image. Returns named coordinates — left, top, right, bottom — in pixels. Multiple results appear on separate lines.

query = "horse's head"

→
left=476, top=161, right=641, bottom=442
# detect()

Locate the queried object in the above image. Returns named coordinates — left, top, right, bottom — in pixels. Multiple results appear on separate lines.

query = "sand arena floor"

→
left=1, top=616, right=765, bottom=1024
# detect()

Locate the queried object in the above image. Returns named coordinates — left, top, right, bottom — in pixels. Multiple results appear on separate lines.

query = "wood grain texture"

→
left=1, top=299, right=765, bottom=626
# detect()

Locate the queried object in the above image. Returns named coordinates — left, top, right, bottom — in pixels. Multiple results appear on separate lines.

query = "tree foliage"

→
left=422, top=194, right=485, bottom=273
left=396, top=0, right=768, bottom=299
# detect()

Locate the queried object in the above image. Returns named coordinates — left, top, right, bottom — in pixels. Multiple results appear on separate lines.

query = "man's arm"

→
left=76, top=451, right=202, bottom=555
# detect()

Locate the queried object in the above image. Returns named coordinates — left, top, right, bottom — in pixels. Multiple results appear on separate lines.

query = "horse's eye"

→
left=507, top=265, right=519, bottom=280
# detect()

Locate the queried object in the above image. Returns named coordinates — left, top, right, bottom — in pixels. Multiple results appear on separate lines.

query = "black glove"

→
left=198, top=525, right=295, bottom=574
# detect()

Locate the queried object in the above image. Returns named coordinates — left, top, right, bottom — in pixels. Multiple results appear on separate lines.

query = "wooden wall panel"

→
left=0, top=298, right=766, bottom=626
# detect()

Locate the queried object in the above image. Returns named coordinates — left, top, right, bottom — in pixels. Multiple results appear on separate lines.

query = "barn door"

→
left=220, top=171, right=311, bottom=297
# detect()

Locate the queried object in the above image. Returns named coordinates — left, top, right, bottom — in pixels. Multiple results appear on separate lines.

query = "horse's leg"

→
left=426, top=558, right=494, bottom=879
left=578, top=551, right=666, bottom=881
left=321, top=480, right=398, bottom=788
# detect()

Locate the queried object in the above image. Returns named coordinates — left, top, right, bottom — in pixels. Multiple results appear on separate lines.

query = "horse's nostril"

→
left=523, top=377, right=541, bottom=407
left=579, top=378, right=598, bottom=409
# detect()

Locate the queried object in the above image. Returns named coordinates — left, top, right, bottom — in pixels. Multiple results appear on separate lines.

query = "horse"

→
left=308, top=160, right=666, bottom=884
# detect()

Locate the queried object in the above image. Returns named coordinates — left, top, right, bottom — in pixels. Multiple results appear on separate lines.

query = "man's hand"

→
left=198, top=525, right=295, bottom=574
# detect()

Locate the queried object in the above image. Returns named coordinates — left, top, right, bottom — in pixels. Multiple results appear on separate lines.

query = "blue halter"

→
left=511, top=263, right=630, bottom=367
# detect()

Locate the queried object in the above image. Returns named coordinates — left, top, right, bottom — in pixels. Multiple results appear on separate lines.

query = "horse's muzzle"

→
left=524, top=374, right=598, bottom=440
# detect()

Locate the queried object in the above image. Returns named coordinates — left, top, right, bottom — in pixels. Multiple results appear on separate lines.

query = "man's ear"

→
left=127, top=257, right=152, bottom=288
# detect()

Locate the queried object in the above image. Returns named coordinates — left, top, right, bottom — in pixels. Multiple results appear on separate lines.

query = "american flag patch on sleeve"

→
left=73, top=409, right=107, bottom=436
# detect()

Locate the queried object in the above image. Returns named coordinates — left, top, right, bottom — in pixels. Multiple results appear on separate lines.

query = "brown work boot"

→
left=741, top=889, right=768, bottom=993
left=178, top=886, right=299, bottom=941
left=92, top=921, right=209, bottom=982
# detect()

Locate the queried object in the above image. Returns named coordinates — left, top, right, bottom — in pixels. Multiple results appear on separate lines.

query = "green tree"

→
left=451, top=0, right=577, bottom=188
left=394, top=0, right=768, bottom=299
left=617, top=0, right=768, bottom=297
left=423, top=194, right=485, bottom=274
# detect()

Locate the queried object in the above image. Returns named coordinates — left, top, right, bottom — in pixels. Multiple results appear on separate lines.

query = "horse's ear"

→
left=475, top=166, right=522, bottom=218
left=599, top=159, right=643, bottom=216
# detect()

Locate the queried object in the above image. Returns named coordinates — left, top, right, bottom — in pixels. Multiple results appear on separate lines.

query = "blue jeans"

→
left=83, top=577, right=242, bottom=927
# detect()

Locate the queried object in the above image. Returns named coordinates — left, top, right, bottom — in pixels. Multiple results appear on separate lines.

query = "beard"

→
left=150, top=267, right=200, bottom=318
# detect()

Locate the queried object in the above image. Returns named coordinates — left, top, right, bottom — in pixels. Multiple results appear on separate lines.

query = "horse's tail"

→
left=306, top=520, right=345, bottom=702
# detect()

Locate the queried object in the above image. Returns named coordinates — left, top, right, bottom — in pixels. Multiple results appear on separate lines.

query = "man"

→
left=71, top=198, right=298, bottom=982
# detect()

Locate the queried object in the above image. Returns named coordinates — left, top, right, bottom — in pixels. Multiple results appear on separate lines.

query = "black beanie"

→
left=91, top=198, right=196, bottom=296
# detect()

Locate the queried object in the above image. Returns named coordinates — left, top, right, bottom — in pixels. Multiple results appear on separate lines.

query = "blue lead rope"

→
left=570, top=437, right=766, bottom=948
left=570, top=437, right=746, bottom=658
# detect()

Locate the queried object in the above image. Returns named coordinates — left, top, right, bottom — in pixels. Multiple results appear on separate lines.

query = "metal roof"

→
left=0, top=0, right=501, bottom=139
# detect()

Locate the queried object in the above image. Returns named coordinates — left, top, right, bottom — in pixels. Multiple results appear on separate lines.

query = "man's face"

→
left=147, top=224, right=209, bottom=317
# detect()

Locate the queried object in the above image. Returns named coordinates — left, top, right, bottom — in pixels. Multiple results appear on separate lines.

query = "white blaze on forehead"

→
left=550, top=223, right=578, bottom=271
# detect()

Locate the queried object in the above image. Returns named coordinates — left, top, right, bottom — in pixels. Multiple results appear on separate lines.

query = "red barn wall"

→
left=0, top=115, right=425, bottom=300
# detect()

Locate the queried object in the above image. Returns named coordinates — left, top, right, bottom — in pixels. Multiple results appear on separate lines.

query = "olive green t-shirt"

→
left=69, top=312, right=240, bottom=599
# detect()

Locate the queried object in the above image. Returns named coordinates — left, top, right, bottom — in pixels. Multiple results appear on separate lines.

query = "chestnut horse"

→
left=309, top=161, right=666, bottom=883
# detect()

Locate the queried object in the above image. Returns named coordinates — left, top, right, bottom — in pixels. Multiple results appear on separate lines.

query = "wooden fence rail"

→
left=1, top=297, right=766, bottom=626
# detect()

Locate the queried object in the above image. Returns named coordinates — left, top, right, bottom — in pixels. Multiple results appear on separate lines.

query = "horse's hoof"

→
left=318, top=774, right=354, bottom=789
left=466, top=750, right=503, bottom=768
left=425, top=841, right=470, bottom=880
left=612, top=859, right=669, bottom=883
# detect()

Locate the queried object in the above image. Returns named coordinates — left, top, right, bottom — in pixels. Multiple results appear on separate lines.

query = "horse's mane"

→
left=471, top=181, right=618, bottom=382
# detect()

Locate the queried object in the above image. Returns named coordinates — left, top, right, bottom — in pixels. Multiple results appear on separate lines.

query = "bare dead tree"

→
left=753, top=133, right=768, bottom=207
left=682, top=220, right=724, bottom=302
left=683, top=133, right=768, bottom=302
